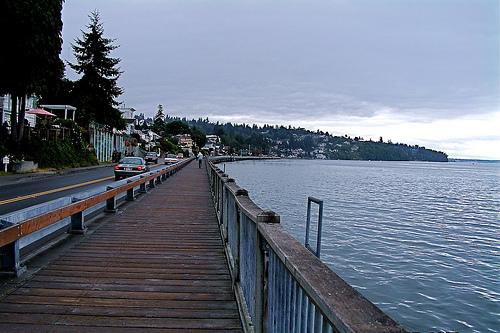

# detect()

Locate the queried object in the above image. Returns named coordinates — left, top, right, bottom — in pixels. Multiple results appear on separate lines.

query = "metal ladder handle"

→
left=305, top=196, right=324, bottom=258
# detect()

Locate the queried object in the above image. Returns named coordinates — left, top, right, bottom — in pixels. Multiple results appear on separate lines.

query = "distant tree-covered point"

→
left=135, top=114, right=448, bottom=162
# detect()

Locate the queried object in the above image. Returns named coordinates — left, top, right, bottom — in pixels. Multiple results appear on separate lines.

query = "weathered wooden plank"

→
left=34, top=269, right=230, bottom=280
left=50, top=259, right=229, bottom=269
left=65, top=249, right=226, bottom=256
left=39, top=265, right=231, bottom=275
left=0, top=323, right=241, bottom=333
left=30, top=275, right=232, bottom=287
left=3, top=295, right=238, bottom=310
left=0, top=313, right=242, bottom=329
left=58, top=253, right=227, bottom=262
left=0, top=303, right=239, bottom=319
left=23, top=281, right=234, bottom=294
left=14, top=285, right=235, bottom=302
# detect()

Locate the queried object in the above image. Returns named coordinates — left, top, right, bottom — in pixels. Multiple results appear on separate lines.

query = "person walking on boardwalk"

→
left=197, top=151, right=204, bottom=168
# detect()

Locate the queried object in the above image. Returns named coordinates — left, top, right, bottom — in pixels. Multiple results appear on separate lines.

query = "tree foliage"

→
left=154, top=104, right=165, bottom=122
left=164, top=120, right=191, bottom=136
left=70, top=10, right=125, bottom=129
left=0, top=0, right=64, bottom=96
left=191, top=126, right=207, bottom=148
left=0, top=0, right=64, bottom=142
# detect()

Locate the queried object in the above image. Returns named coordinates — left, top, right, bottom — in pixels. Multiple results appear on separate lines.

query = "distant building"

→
left=175, top=134, right=193, bottom=149
left=119, top=107, right=137, bottom=134
left=206, top=135, right=220, bottom=144
left=41, top=104, right=77, bottom=122
left=203, top=135, right=223, bottom=155
left=1, top=94, right=38, bottom=128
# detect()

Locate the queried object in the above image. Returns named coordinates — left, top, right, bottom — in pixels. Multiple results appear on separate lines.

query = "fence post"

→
left=126, top=180, right=135, bottom=201
left=105, top=186, right=117, bottom=212
left=0, top=220, right=25, bottom=277
left=219, top=174, right=228, bottom=226
left=255, top=211, right=280, bottom=333
left=234, top=188, right=248, bottom=284
left=139, top=175, right=147, bottom=193
left=224, top=179, right=236, bottom=241
left=69, top=198, right=87, bottom=234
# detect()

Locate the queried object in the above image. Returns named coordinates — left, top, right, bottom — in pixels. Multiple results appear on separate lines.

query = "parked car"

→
left=144, top=152, right=159, bottom=164
left=114, top=157, right=149, bottom=180
left=164, top=153, right=178, bottom=165
left=176, top=153, right=184, bottom=159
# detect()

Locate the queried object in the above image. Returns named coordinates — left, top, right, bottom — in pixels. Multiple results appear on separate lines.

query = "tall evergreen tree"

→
left=154, top=104, right=165, bottom=122
left=70, top=10, right=125, bottom=129
left=0, top=0, right=64, bottom=142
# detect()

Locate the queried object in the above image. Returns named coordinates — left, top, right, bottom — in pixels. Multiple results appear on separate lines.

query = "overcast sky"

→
left=61, top=0, right=499, bottom=159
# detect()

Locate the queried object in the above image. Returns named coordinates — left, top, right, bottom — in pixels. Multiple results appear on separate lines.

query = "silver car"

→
left=144, top=152, right=159, bottom=164
left=164, top=153, right=179, bottom=165
left=114, top=157, right=150, bottom=180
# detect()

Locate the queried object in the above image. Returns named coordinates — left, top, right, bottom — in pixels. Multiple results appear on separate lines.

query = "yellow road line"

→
left=0, top=176, right=114, bottom=206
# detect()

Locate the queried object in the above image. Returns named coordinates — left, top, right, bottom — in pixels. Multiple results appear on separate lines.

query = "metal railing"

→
left=305, top=196, right=324, bottom=258
left=0, top=158, right=193, bottom=276
left=207, top=157, right=407, bottom=333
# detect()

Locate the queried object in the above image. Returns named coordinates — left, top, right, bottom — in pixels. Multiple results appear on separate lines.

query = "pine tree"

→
left=154, top=104, right=166, bottom=122
left=70, top=10, right=125, bottom=129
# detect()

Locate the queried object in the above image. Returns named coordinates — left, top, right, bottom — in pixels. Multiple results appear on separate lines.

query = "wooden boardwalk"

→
left=0, top=162, right=242, bottom=332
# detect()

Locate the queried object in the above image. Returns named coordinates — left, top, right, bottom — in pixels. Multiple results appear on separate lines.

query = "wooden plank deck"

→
left=0, top=161, right=242, bottom=332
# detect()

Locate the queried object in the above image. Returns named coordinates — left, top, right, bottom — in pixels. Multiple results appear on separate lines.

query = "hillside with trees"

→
left=135, top=114, right=448, bottom=162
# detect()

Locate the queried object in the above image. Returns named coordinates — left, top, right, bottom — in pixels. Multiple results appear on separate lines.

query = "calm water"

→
left=223, top=159, right=500, bottom=333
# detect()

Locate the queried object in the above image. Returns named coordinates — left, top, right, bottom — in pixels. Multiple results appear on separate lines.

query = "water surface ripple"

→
left=223, top=160, right=500, bottom=333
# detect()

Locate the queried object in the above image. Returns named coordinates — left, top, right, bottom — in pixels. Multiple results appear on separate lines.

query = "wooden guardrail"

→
left=207, top=157, right=407, bottom=333
left=0, top=158, right=193, bottom=276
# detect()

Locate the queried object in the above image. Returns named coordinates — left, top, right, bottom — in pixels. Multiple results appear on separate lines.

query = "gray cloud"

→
left=61, top=0, right=500, bottom=158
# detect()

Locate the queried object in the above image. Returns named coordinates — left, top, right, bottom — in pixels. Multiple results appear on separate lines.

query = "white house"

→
left=40, top=104, right=77, bottom=121
left=119, top=107, right=137, bottom=135
left=206, top=134, right=220, bottom=144
left=1, top=94, right=37, bottom=128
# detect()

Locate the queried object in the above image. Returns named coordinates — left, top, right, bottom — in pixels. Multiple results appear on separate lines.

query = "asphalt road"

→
left=0, top=160, right=165, bottom=216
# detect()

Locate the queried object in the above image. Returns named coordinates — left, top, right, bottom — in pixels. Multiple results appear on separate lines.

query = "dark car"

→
left=114, top=157, right=150, bottom=180
left=144, top=152, right=159, bottom=164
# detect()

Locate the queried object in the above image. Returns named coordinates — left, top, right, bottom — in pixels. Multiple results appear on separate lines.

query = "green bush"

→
left=26, top=139, right=97, bottom=169
left=21, top=120, right=98, bottom=169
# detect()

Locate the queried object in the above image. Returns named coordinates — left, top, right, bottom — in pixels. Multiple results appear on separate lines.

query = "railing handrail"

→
left=0, top=158, right=193, bottom=248
left=207, top=157, right=406, bottom=333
